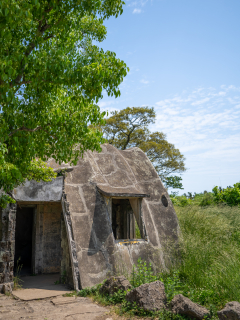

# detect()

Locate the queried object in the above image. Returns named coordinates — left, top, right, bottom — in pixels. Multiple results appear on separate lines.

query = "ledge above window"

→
left=96, top=185, right=150, bottom=198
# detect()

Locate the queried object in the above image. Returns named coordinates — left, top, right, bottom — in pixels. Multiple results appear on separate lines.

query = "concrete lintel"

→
left=96, top=186, right=150, bottom=198
left=13, top=177, right=63, bottom=202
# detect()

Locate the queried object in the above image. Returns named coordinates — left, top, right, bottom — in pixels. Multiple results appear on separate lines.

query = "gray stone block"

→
left=171, top=294, right=210, bottom=320
left=126, top=280, right=167, bottom=311
left=218, top=301, right=240, bottom=320
left=100, top=276, right=132, bottom=295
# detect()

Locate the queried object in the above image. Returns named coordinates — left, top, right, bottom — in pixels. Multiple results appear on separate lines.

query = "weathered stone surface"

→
left=104, top=169, right=133, bottom=187
left=2, top=282, right=12, bottom=294
left=126, top=281, right=167, bottom=311
left=99, top=276, right=132, bottom=295
left=218, top=301, right=240, bottom=320
left=171, top=294, right=210, bottom=320
left=13, top=176, right=63, bottom=202
left=65, top=185, right=85, bottom=213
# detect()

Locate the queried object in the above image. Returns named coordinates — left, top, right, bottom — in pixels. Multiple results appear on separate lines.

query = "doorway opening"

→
left=14, top=207, right=34, bottom=275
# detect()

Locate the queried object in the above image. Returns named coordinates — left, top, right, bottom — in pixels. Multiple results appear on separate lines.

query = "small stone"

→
left=2, top=283, right=12, bottom=294
left=218, top=301, right=240, bottom=320
left=171, top=294, right=209, bottom=320
left=99, top=276, right=132, bottom=295
left=126, top=280, right=167, bottom=311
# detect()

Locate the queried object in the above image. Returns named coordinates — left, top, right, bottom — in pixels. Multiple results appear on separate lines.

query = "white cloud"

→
left=218, top=91, right=226, bottom=96
left=140, top=79, right=149, bottom=84
left=191, top=97, right=210, bottom=106
left=98, top=101, right=113, bottom=108
left=133, top=8, right=142, bottom=14
left=154, top=86, right=240, bottom=191
left=127, top=0, right=149, bottom=7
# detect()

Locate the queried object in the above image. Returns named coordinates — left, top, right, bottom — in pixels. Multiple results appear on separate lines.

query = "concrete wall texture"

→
left=0, top=144, right=180, bottom=291
left=33, top=203, right=62, bottom=274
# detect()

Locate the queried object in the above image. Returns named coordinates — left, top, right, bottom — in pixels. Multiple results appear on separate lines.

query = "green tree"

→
left=0, top=0, right=128, bottom=207
left=102, top=107, right=186, bottom=188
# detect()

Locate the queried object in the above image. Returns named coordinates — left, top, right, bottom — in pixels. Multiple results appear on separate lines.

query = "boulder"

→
left=218, top=301, right=240, bottom=320
left=99, top=276, right=132, bottom=295
left=126, top=280, right=167, bottom=311
left=171, top=294, right=209, bottom=320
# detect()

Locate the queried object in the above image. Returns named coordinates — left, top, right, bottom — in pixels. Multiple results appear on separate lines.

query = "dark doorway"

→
left=14, top=207, right=34, bottom=275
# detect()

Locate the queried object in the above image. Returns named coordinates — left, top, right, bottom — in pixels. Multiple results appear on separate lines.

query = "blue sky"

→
left=98, top=0, right=240, bottom=193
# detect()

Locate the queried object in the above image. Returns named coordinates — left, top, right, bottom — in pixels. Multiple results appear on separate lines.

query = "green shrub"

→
left=130, top=258, right=158, bottom=287
left=77, top=284, right=100, bottom=297
left=213, top=183, right=240, bottom=206
left=194, top=192, right=215, bottom=206
left=170, top=194, right=192, bottom=207
left=170, top=192, right=215, bottom=207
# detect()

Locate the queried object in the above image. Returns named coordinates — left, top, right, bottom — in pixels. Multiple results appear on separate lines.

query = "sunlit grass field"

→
left=173, top=205, right=240, bottom=308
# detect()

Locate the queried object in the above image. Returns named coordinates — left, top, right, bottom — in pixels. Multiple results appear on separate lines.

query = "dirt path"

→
left=0, top=294, right=114, bottom=320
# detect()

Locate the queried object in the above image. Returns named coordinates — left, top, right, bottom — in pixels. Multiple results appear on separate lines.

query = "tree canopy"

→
left=102, top=107, right=186, bottom=188
left=0, top=0, right=128, bottom=207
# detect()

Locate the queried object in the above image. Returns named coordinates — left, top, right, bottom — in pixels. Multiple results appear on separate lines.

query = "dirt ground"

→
left=0, top=274, right=150, bottom=320
left=0, top=293, right=152, bottom=320
left=0, top=294, right=116, bottom=320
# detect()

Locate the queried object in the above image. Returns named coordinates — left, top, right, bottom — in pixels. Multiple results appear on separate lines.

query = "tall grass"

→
left=174, top=205, right=240, bottom=307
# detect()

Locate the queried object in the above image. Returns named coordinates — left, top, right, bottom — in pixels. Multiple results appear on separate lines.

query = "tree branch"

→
left=8, top=125, right=57, bottom=139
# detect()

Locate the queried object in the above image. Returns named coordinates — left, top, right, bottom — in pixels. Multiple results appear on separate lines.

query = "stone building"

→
left=0, top=144, right=180, bottom=292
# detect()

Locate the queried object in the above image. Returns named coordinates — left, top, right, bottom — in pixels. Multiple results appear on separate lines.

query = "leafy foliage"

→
left=101, top=107, right=186, bottom=188
left=212, top=183, right=240, bottom=206
left=171, top=183, right=240, bottom=208
left=0, top=0, right=128, bottom=205
left=164, top=176, right=183, bottom=190
left=130, top=258, right=158, bottom=288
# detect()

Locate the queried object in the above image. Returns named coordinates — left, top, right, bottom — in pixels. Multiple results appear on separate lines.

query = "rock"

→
left=218, top=301, right=240, bottom=320
left=126, top=280, right=167, bottom=311
left=171, top=294, right=210, bottom=320
left=99, top=276, right=132, bottom=295
left=2, top=283, right=12, bottom=294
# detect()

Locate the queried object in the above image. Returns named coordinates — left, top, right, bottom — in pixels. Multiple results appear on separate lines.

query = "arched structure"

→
left=0, top=144, right=179, bottom=291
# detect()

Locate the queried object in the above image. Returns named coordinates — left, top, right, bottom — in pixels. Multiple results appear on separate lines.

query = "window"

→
left=96, top=186, right=149, bottom=242
left=111, top=198, right=145, bottom=241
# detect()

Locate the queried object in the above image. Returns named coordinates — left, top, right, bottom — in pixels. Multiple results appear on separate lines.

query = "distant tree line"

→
left=171, top=183, right=240, bottom=207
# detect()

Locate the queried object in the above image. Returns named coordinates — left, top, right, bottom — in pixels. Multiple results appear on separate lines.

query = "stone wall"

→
left=61, top=211, right=74, bottom=288
left=0, top=204, right=16, bottom=292
left=38, top=203, right=62, bottom=273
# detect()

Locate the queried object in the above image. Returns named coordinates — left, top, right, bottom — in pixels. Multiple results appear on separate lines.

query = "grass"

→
left=67, top=204, right=240, bottom=318
left=173, top=204, right=240, bottom=308
left=13, top=257, right=23, bottom=290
